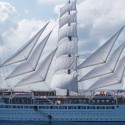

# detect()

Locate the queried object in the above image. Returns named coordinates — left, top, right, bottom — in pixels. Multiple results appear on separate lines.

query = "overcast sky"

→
left=0, top=0, right=125, bottom=92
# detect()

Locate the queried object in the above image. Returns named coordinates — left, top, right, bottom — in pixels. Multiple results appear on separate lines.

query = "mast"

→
left=51, top=0, right=78, bottom=93
left=67, top=0, right=73, bottom=96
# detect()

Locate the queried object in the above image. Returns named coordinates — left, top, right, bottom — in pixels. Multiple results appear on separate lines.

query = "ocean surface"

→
left=0, top=121, right=125, bottom=125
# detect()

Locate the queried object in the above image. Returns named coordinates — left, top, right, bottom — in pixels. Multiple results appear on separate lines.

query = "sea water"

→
left=0, top=121, right=125, bottom=125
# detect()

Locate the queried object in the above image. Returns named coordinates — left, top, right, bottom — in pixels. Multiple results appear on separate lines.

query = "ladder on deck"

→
left=34, top=106, right=53, bottom=121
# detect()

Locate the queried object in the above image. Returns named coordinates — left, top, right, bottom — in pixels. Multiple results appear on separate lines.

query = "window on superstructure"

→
left=106, top=100, right=109, bottom=103
left=24, top=106, right=29, bottom=109
left=50, top=106, right=58, bottom=109
left=96, top=106, right=105, bottom=109
left=59, top=106, right=67, bottom=109
left=87, top=106, right=95, bottom=109
left=97, top=100, right=100, bottom=104
left=68, top=106, right=76, bottom=109
left=101, top=100, right=105, bottom=103
left=39, top=106, right=49, bottom=109
left=106, top=106, right=115, bottom=109
left=78, top=106, right=86, bottom=109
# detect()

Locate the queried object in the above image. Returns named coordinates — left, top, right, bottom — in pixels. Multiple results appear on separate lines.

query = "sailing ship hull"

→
left=0, top=103, right=125, bottom=122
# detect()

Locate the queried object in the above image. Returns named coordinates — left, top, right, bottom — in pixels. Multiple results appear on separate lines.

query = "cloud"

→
left=1, top=19, right=57, bottom=59
left=77, top=0, right=125, bottom=28
left=54, top=0, right=125, bottom=51
left=0, top=1, right=17, bottom=33
left=54, top=4, right=64, bottom=15
left=37, top=0, right=64, bottom=5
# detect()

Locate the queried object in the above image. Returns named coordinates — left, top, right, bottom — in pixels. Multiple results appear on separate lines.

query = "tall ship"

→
left=0, top=0, right=125, bottom=122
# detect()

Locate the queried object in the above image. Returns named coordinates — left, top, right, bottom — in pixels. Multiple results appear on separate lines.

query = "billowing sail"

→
left=1, top=22, right=49, bottom=67
left=60, top=0, right=76, bottom=18
left=55, top=56, right=77, bottom=72
left=56, top=39, right=78, bottom=57
left=51, top=0, right=78, bottom=92
left=59, top=12, right=77, bottom=29
left=78, top=26, right=124, bottom=69
left=15, top=49, right=57, bottom=87
left=88, top=56, right=125, bottom=90
left=6, top=31, right=52, bottom=79
left=58, top=24, right=77, bottom=41
left=79, top=42, right=125, bottom=82
left=51, top=72, right=78, bottom=92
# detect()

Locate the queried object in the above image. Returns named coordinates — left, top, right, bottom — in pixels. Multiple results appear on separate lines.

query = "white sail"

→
left=1, top=22, right=49, bottom=67
left=55, top=56, right=77, bottom=72
left=6, top=31, right=52, bottom=79
left=79, top=42, right=125, bottom=82
left=56, top=39, right=78, bottom=57
left=51, top=72, right=78, bottom=92
left=58, top=24, right=77, bottom=41
left=60, top=0, right=76, bottom=18
left=15, top=49, right=57, bottom=87
left=78, top=26, right=124, bottom=69
left=59, top=12, right=77, bottom=29
left=88, top=56, right=125, bottom=90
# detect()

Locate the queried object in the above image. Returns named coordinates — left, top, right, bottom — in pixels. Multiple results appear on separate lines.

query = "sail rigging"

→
left=6, top=30, right=52, bottom=79
left=15, top=49, right=57, bottom=87
left=78, top=26, right=124, bottom=69
left=79, top=41, right=125, bottom=82
left=88, top=56, right=125, bottom=90
left=0, top=22, right=50, bottom=67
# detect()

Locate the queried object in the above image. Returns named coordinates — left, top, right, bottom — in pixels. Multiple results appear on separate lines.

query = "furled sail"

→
left=60, top=0, right=76, bottom=18
left=56, top=39, right=78, bottom=57
left=15, top=49, right=57, bottom=87
left=1, top=22, right=49, bottom=67
left=58, top=24, right=77, bottom=41
left=55, top=56, right=77, bottom=72
left=6, top=31, right=52, bottom=79
left=59, top=12, right=77, bottom=29
left=78, top=26, right=124, bottom=69
left=79, top=41, right=125, bottom=82
left=51, top=72, right=78, bottom=92
left=88, top=56, right=125, bottom=90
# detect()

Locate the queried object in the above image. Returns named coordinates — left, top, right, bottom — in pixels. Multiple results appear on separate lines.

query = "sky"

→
left=0, top=0, right=125, bottom=92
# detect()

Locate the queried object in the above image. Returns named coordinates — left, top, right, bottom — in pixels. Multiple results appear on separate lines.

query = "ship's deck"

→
left=0, top=90, right=125, bottom=105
